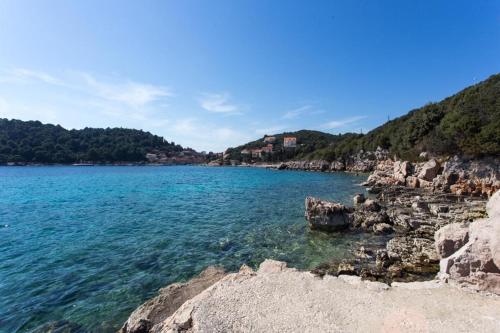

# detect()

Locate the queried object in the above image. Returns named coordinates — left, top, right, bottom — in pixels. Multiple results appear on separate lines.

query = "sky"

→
left=0, top=1, right=499, bottom=152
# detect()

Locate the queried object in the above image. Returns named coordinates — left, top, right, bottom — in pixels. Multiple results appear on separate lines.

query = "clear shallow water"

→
left=0, top=166, right=383, bottom=332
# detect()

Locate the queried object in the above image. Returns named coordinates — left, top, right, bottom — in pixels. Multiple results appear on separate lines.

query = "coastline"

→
left=118, top=154, right=500, bottom=332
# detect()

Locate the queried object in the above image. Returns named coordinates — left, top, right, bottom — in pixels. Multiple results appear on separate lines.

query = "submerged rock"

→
left=120, top=266, right=226, bottom=333
left=32, top=320, right=86, bottom=333
left=353, top=193, right=366, bottom=205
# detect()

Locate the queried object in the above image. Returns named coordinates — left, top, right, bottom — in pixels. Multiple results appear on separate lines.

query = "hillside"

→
left=309, top=73, right=500, bottom=161
left=228, top=73, right=500, bottom=163
left=224, top=130, right=360, bottom=163
left=0, top=119, right=202, bottom=164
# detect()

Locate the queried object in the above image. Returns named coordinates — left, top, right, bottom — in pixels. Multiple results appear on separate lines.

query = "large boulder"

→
left=120, top=266, right=226, bottom=333
left=438, top=191, right=500, bottom=294
left=393, top=160, right=412, bottom=184
left=434, top=223, right=469, bottom=258
left=418, top=159, right=440, bottom=181
left=305, top=197, right=354, bottom=231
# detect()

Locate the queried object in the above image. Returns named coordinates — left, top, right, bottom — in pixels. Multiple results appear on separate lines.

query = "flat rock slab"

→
left=155, top=261, right=500, bottom=333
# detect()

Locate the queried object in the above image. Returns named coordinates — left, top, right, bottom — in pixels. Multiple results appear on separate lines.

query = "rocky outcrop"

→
left=277, top=148, right=390, bottom=173
left=143, top=260, right=500, bottom=333
left=305, top=197, right=353, bottom=231
left=305, top=197, right=393, bottom=234
left=361, top=154, right=498, bottom=198
left=434, top=156, right=500, bottom=197
left=119, top=266, right=226, bottom=333
left=437, top=191, right=500, bottom=294
left=279, top=160, right=330, bottom=171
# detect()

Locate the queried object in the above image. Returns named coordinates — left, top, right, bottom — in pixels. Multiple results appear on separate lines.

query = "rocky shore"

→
left=121, top=260, right=500, bottom=333
left=120, top=152, right=499, bottom=332
left=302, top=152, right=498, bottom=285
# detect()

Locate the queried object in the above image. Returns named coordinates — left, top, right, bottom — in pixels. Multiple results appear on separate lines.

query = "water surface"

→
left=0, top=166, right=383, bottom=332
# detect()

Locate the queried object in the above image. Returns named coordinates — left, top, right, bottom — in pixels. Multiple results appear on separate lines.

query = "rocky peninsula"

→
left=120, top=151, right=500, bottom=333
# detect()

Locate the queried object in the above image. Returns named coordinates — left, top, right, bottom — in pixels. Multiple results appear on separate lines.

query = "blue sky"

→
left=0, top=1, right=499, bottom=152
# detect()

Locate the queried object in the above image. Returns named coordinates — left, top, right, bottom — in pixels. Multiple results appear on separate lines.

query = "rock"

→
left=309, top=160, right=330, bottom=171
left=337, top=262, right=357, bottom=275
left=411, top=200, right=428, bottom=211
left=429, top=204, right=449, bottom=216
left=487, top=190, right=500, bottom=217
left=147, top=259, right=500, bottom=333
left=354, top=246, right=374, bottom=259
left=330, top=160, right=345, bottom=171
left=277, top=163, right=287, bottom=170
left=373, top=223, right=393, bottom=234
left=406, top=176, right=419, bottom=188
left=441, top=156, right=500, bottom=197
left=418, top=179, right=433, bottom=188
left=32, top=320, right=85, bottom=333
left=258, top=259, right=289, bottom=273
left=207, top=160, right=222, bottom=166
left=353, top=193, right=366, bottom=205
left=120, top=266, right=226, bottom=333
left=305, top=197, right=353, bottom=231
left=363, top=199, right=381, bottom=212
left=419, top=152, right=429, bottom=159
left=438, top=191, right=500, bottom=294
left=434, top=223, right=469, bottom=258
left=387, top=237, right=440, bottom=274
left=418, top=159, right=440, bottom=181
left=394, top=160, right=411, bottom=178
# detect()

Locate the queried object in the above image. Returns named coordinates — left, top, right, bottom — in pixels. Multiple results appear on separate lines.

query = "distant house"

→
left=241, top=149, right=251, bottom=155
left=251, top=149, right=262, bottom=158
left=261, top=144, right=273, bottom=154
left=263, top=136, right=276, bottom=143
left=146, top=153, right=158, bottom=162
left=283, top=137, right=297, bottom=148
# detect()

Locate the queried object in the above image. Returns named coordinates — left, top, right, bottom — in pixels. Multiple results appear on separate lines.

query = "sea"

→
left=0, top=166, right=386, bottom=332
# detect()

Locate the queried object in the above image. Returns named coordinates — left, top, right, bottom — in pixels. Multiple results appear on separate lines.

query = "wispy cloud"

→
left=199, top=92, right=241, bottom=114
left=80, top=72, right=172, bottom=108
left=323, top=116, right=367, bottom=129
left=282, top=105, right=312, bottom=119
left=255, top=125, right=288, bottom=135
left=0, top=68, right=63, bottom=85
left=282, top=104, right=325, bottom=119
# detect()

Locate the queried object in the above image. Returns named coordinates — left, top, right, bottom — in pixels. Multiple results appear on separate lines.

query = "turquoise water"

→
left=0, top=166, right=383, bottom=332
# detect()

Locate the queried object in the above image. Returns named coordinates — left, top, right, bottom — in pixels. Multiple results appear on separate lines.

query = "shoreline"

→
left=118, top=155, right=500, bottom=332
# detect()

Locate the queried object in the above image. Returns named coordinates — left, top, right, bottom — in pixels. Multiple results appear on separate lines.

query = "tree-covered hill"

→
left=228, top=73, right=500, bottom=163
left=0, top=119, right=197, bottom=164
left=308, top=73, right=500, bottom=161
left=225, top=130, right=360, bottom=162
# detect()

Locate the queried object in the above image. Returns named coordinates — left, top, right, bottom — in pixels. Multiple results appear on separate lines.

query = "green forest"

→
left=0, top=119, right=188, bottom=164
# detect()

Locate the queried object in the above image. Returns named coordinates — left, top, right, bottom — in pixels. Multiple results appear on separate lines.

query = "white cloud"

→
left=0, top=68, right=63, bottom=85
left=323, top=116, right=367, bottom=129
left=80, top=73, right=172, bottom=108
left=199, top=92, right=241, bottom=114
